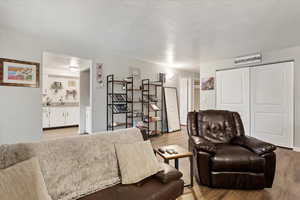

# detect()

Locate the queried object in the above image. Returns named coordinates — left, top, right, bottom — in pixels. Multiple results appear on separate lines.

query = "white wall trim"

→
left=293, top=147, right=300, bottom=152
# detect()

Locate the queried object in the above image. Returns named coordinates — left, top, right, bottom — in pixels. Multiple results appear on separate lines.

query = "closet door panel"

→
left=216, top=68, right=250, bottom=135
left=251, top=62, right=293, bottom=148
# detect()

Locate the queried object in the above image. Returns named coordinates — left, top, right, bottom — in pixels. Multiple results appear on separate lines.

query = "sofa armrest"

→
left=232, top=136, right=276, bottom=155
left=190, top=136, right=216, bottom=155
left=154, top=163, right=183, bottom=184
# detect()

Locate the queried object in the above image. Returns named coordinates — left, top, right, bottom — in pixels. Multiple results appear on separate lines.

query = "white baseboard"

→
left=293, top=147, right=300, bottom=152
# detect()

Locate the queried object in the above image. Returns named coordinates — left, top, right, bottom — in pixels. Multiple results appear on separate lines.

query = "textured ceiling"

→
left=1, top=0, right=300, bottom=71
left=43, top=52, right=91, bottom=70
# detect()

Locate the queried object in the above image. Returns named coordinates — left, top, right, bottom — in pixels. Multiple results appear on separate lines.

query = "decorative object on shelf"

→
left=66, top=89, right=77, bottom=100
left=0, top=58, right=40, bottom=88
left=201, top=77, right=214, bottom=90
left=58, top=96, right=65, bottom=105
left=150, top=103, right=160, bottom=111
left=129, top=67, right=141, bottom=79
left=135, top=121, right=145, bottom=128
left=50, top=81, right=63, bottom=93
left=44, top=96, right=52, bottom=106
left=96, top=63, right=104, bottom=88
left=158, top=73, right=166, bottom=83
left=68, top=80, right=77, bottom=88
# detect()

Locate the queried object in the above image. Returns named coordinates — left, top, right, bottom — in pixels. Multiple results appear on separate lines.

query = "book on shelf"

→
left=113, top=94, right=127, bottom=101
left=111, top=104, right=128, bottom=113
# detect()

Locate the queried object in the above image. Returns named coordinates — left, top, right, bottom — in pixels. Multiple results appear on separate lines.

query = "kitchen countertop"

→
left=43, top=103, right=79, bottom=107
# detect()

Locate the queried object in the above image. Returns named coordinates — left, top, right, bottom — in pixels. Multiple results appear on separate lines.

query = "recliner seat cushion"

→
left=211, top=144, right=265, bottom=173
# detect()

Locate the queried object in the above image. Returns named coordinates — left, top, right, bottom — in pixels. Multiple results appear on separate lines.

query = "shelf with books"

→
left=141, top=78, right=164, bottom=138
left=106, top=74, right=134, bottom=131
left=108, top=122, right=133, bottom=128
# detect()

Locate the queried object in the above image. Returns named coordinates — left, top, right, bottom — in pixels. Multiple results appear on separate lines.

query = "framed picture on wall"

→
left=0, top=58, right=40, bottom=88
left=201, top=77, right=214, bottom=90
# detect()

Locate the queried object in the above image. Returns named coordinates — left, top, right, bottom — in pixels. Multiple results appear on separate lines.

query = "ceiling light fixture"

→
left=69, top=65, right=79, bottom=72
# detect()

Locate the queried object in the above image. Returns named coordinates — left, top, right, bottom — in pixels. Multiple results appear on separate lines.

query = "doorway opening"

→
left=179, top=78, right=200, bottom=125
left=42, top=52, right=92, bottom=140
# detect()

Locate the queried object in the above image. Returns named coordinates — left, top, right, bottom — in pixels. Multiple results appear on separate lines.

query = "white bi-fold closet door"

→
left=216, top=61, right=294, bottom=148
left=216, top=68, right=250, bottom=135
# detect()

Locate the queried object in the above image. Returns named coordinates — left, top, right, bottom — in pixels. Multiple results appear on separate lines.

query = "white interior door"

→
left=251, top=62, right=294, bottom=148
left=216, top=68, right=250, bottom=135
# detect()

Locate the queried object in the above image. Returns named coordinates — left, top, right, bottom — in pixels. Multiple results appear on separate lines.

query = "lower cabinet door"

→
left=50, top=107, right=66, bottom=127
left=42, top=108, right=50, bottom=128
left=65, top=107, right=80, bottom=126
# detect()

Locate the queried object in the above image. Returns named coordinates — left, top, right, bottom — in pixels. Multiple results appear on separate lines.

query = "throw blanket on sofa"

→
left=0, top=128, right=144, bottom=200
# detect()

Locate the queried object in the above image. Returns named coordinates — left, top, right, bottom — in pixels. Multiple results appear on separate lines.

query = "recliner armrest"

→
left=232, top=136, right=276, bottom=155
left=190, top=136, right=216, bottom=155
left=154, top=163, right=183, bottom=184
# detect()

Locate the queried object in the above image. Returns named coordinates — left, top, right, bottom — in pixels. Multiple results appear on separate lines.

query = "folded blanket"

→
left=0, top=128, right=143, bottom=200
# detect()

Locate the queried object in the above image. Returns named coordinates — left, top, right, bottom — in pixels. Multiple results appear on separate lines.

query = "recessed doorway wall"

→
left=42, top=52, right=92, bottom=139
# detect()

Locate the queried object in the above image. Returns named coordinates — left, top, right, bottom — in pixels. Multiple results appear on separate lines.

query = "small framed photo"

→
left=0, top=58, right=40, bottom=88
left=201, top=77, right=215, bottom=90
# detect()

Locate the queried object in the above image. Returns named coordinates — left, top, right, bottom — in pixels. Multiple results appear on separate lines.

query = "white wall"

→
left=199, top=45, right=300, bottom=147
left=79, top=69, right=90, bottom=133
left=91, top=55, right=199, bottom=132
left=0, top=28, right=199, bottom=144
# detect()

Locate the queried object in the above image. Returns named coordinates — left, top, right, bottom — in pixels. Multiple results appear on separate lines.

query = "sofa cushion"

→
left=78, top=178, right=184, bottom=200
left=115, top=141, right=161, bottom=184
left=0, top=157, right=52, bottom=200
left=211, top=144, right=265, bottom=173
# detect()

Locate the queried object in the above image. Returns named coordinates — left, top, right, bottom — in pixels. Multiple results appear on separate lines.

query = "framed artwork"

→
left=96, top=63, right=104, bottom=88
left=201, top=77, right=214, bottom=90
left=0, top=58, right=40, bottom=88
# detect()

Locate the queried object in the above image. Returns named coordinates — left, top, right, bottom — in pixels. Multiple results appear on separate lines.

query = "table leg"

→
left=190, top=156, right=194, bottom=187
left=164, top=159, right=169, bottom=164
left=175, top=158, right=179, bottom=170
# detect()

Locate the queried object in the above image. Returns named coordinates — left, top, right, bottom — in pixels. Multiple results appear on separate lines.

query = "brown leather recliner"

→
left=187, top=110, right=277, bottom=189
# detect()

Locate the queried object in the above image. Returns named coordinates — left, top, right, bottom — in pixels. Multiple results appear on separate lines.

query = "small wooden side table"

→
left=154, top=145, right=193, bottom=187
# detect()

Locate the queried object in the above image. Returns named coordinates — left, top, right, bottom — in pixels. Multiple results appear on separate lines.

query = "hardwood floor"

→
left=42, top=127, right=79, bottom=140
left=150, top=128, right=300, bottom=200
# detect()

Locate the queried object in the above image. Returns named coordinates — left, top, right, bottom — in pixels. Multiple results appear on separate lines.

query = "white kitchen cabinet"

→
left=43, top=106, right=79, bottom=128
left=65, top=107, right=79, bottom=126
left=50, top=107, right=66, bottom=127
left=43, top=107, right=50, bottom=128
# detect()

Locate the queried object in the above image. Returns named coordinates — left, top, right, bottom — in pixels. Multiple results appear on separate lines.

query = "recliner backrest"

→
left=187, top=110, right=245, bottom=143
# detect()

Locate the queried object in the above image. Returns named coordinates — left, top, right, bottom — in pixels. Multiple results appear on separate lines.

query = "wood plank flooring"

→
left=42, top=127, right=79, bottom=140
left=150, top=128, right=300, bottom=200
left=41, top=126, right=300, bottom=199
